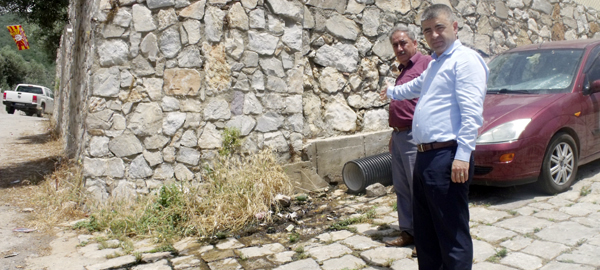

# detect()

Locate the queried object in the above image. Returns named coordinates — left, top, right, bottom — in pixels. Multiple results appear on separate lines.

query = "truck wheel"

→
left=6, top=106, right=15, bottom=114
left=538, top=133, right=578, bottom=194
left=25, top=111, right=34, bottom=116
left=37, top=104, right=45, bottom=117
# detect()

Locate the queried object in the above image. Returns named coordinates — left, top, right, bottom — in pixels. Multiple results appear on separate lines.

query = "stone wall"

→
left=54, top=0, right=600, bottom=200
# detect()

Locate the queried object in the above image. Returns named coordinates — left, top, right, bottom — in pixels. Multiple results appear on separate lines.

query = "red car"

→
left=473, top=39, right=600, bottom=194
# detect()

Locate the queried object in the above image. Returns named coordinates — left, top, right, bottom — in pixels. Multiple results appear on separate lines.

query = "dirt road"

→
left=0, top=103, right=60, bottom=270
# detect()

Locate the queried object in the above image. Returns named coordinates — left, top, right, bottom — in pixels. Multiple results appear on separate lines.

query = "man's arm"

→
left=379, top=72, right=425, bottom=101
left=451, top=53, right=488, bottom=183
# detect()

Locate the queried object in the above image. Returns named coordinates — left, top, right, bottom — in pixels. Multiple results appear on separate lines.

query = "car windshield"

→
left=487, top=49, right=584, bottom=94
left=16, top=85, right=43, bottom=94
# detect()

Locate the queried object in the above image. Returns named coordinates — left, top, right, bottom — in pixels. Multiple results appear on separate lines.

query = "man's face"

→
left=391, top=31, right=418, bottom=66
left=422, top=13, right=458, bottom=56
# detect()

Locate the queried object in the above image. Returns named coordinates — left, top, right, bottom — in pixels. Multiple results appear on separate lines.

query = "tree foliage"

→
left=0, top=46, right=55, bottom=91
left=0, top=0, right=69, bottom=61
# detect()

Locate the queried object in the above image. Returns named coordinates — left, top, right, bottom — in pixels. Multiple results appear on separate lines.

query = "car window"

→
left=488, top=49, right=584, bottom=94
left=16, top=85, right=44, bottom=95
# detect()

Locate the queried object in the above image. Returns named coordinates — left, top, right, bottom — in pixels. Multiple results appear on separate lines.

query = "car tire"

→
left=6, top=106, right=15, bottom=114
left=538, top=133, right=578, bottom=194
left=37, top=104, right=44, bottom=118
left=25, top=111, right=34, bottom=116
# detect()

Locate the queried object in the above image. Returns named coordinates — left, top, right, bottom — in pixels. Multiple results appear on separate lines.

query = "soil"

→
left=0, top=104, right=67, bottom=270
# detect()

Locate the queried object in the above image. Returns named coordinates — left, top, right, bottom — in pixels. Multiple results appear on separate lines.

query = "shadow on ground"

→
left=0, top=155, right=61, bottom=188
left=469, top=158, right=600, bottom=206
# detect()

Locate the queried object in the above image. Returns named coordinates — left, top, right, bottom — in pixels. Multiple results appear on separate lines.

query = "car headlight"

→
left=477, top=119, right=531, bottom=144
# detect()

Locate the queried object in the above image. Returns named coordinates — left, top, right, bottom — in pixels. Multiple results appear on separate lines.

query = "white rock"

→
left=132, top=4, right=157, bottom=32
left=325, top=100, right=357, bottom=132
left=198, top=123, right=222, bottom=149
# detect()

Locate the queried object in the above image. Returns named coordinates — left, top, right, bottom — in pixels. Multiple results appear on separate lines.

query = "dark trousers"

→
left=413, top=146, right=473, bottom=270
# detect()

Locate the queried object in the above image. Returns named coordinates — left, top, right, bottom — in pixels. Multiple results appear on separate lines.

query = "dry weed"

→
left=77, top=149, right=294, bottom=243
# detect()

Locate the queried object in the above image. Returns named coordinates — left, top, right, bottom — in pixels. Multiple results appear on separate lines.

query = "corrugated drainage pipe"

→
left=342, top=152, right=392, bottom=193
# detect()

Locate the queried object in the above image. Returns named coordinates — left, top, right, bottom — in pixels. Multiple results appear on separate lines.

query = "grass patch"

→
left=289, top=232, right=300, bottom=243
left=327, top=208, right=376, bottom=231
left=75, top=149, right=293, bottom=243
left=580, top=185, right=591, bottom=197
left=486, top=248, right=507, bottom=263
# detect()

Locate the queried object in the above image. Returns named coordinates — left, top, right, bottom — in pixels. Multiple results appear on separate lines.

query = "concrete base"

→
left=303, top=130, right=391, bottom=184
left=282, top=161, right=330, bottom=193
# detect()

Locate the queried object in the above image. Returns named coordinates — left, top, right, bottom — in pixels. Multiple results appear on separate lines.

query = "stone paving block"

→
left=547, top=197, right=574, bottom=207
left=173, top=237, right=213, bottom=256
left=571, top=212, right=600, bottom=227
left=473, top=239, right=496, bottom=263
left=521, top=240, right=570, bottom=260
left=529, top=202, right=556, bottom=210
left=79, top=243, right=101, bottom=254
left=577, top=193, right=600, bottom=204
left=586, top=234, right=600, bottom=246
left=539, top=261, right=596, bottom=270
left=360, top=246, right=412, bottom=267
left=321, top=254, right=366, bottom=270
left=267, top=250, right=295, bottom=264
left=500, top=252, right=543, bottom=270
left=316, top=230, right=354, bottom=242
left=237, top=243, right=285, bottom=258
left=553, top=188, right=581, bottom=201
left=390, top=258, right=418, bottom=270
left=216, top=237, right=245, bottom=249
left=500, top=236, right=534, bottom=251
left=556, top=244, right=600, bottom=267
left=272, top=258, right=320, bottom=270
left=341, top=235, right=384, bottom=250
left=201, top=249, right=236, bottom=262
left=207, top=258, right=242, bottom=270
left=533, top=210, right=571, bottom=221
left=514, top=206, right=537, bottom=216
left=495, top=216, right=553, bottom=234
left=489, top=198, right=534, bottom=211
left=469, top=207, right=511, bottom=224
left=239, top=257, right=275, bottom=269
left=131, top=259, right=171, bottom=270
left=535, top=221, right=599, bottom=246
left=85, top=255, right=137, bottom=270
left=472, top=261, right=519, bottom=270
left=350, top=223, right=380, bottom=235
left=306, top=242, right=352, bottom=262
left=171, top=255, right=206, bottom=270
left=141, top=252, right=173, bottom=263
left=83, top=247, right=124, bottom=259
left=372, top=215, right=397, bottom=224
left=471, top=225, right=517, bottom=243
left=374, top=205, right=393, bottom=215
left=559, top=202, right=600, bottom=216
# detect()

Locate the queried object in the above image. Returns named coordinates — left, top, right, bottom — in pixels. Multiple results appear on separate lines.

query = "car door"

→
left=581, top=45, right=600, bottom=159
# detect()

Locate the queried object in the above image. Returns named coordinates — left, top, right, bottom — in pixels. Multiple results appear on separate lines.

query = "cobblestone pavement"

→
left=27, top=164, right=600, bottom=270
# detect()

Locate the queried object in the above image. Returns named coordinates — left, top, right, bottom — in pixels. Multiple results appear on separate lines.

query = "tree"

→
left=0, top=0, right=69, bottom=62
left=0, top=46, right=55, bottom=91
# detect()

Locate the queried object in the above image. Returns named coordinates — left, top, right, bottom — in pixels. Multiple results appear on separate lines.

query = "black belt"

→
left=417, top=140, right=457, bottom=152
left=392, top=126, right=411, bottom=132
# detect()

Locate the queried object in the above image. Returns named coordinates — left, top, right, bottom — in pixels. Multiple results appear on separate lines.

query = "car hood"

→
left=480, top=93, right=564, bottom=133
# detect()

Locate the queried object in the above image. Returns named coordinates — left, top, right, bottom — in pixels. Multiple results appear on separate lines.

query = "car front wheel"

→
left=539, top=133, right=578, bottom=194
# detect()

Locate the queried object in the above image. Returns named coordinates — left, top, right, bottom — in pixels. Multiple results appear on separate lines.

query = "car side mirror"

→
left=591, top=80, right=600, bottom=94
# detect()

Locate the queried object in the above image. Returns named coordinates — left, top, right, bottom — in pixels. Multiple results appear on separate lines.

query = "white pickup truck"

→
left=2, top=84, right=54, bottom=117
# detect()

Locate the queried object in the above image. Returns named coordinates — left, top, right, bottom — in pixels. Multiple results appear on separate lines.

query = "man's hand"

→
left=451, top=160, right=469, bottom=183
left=380, top=80, right=393, bottom=101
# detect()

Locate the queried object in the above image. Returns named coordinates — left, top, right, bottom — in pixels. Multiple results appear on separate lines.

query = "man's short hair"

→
left=389, top=24, right=418, bottom=43
left=421, top=4, right=457, bottom=23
